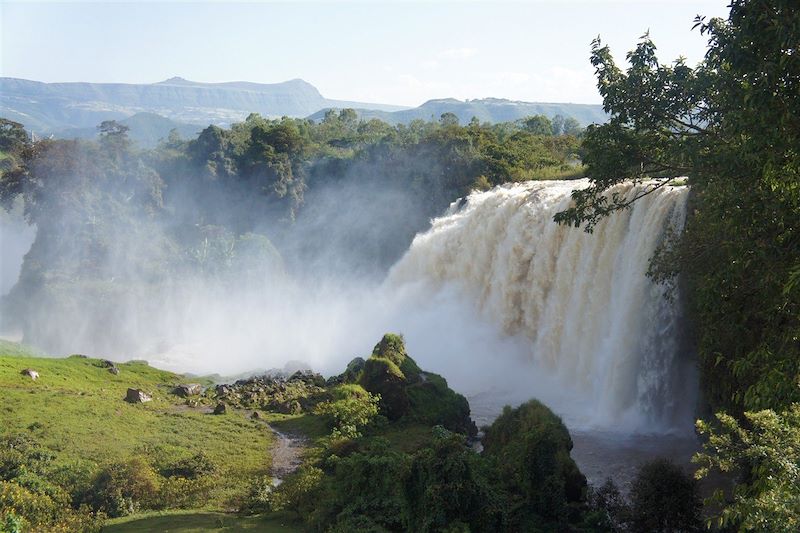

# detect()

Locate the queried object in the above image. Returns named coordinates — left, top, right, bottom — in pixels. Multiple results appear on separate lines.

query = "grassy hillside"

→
left=0, top=341, right=274, bottom=509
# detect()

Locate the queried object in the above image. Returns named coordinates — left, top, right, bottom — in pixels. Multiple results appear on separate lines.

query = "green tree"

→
left=694, top=405, right=800, bottom=532
left=628, top=459, right=702, bottom=533
left=554, top=0, right=800, bottom=416
left=520, top=114, right=553, bottom=135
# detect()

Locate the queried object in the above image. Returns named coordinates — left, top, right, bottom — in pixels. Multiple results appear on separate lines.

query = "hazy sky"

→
left=1, top=1, right=729, bottom=106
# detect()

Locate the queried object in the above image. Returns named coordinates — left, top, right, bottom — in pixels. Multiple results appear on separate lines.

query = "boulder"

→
left=108, top=366, right=120, bottom=375
left=174, top=383, right=202, bottom=397
left=125, top=388, right=152, bottom=403
left=99, top=359, right=116, bottom=368
left=20, top=369, right=39, bottom=380
left=251, top=411, right=262, bottom=420
left=213, top=402, right=227, bottom=415
left=215, top=384, right=231, bottom=396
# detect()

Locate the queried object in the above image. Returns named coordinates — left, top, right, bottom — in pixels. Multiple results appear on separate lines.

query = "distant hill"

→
left=0, top=77, right=407, bottom=134
left=55, top=112, right=204, bottom=148
left=1, top=77, right=606, bottom=136
left=308, top=97, right=608, bottom=126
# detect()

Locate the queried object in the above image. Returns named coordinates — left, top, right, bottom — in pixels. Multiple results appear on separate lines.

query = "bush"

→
left=483, top=400, right=587, bottom=528
left=267, top=465, right=324, bottom=518
left=315, top=384, right=380, bottom=439
left=84, top=457, right=160, bottom=517
left=628, top=458, right=701, bottom=533
left=158, top=475, right=215, bottom=509
left=583, top=478, right=629, bottom=531
left=0, top=480, right=99, bottom=533
left=405, top=428, right=503, bottom=532
left=309, top=449, right=410, bottom=531
left=160, top=451, right=217, bottom=479
left=241, top=475, right=275, bottom=515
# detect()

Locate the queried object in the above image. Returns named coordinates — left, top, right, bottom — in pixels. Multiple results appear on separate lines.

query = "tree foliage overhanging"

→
left=554, top=0, right=800, bottom=416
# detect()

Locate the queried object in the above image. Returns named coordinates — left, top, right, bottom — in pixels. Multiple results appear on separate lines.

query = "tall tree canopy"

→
left=555, top=0, right=800, bottom=414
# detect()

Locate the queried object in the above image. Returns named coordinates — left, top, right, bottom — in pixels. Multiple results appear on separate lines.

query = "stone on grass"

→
left=174, top=383, right=202, bottom=397
left=213, top=402, right=227, bottom=415
left=108, top=366, right=120, bottom=375
left=21, top=369, right=39, bottom=380
left=125, top=388, right=152, bottom=403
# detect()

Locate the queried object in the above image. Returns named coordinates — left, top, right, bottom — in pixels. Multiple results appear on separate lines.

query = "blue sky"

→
left=1, top=1, right=729, bottom=106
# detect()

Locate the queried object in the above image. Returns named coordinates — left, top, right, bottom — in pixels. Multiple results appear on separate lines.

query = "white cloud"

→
left=438, top=47, right=478, bottom=60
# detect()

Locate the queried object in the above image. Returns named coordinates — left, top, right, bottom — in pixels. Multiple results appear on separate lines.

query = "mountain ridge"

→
left=0, top=76, right=607, bottom=136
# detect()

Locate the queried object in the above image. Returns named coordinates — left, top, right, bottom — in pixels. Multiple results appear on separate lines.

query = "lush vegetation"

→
left=554, top=0, right=800, bottom=529
left=0, top=341, right=276, bottom=530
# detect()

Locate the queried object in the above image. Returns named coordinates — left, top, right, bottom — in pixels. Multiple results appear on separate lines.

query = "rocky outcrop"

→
left=211, top=371, right=327, bottom=414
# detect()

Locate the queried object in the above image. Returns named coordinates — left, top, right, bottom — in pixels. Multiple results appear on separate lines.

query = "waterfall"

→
left=388, top=179, right=695, bottom=432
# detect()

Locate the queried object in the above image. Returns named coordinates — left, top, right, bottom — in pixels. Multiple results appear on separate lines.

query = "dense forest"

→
left=1, top=0, right=799, bottom=531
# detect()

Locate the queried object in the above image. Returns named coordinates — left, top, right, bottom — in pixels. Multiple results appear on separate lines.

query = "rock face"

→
left=21, top=369, right=39, bottom=380
left=125, top=388, right=152, bottom=403
left=174, top=383, right=202, bottom=397
left=213, top=402, right=227, bottom=415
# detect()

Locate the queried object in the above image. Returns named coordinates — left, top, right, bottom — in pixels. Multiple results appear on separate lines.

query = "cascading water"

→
left=388, top=179, right=696, bottom=433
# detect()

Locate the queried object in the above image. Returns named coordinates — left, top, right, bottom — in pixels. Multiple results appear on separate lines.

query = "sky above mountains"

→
left=2, top=0, right=729, bottom=107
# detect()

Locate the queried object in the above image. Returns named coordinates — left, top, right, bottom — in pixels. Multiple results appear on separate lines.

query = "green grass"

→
left=102, top=510, right=299, bottom=532
left=0, top=341, right=274, bottom=508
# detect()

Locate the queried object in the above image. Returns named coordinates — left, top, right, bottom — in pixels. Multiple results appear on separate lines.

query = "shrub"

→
left=405, top=428, right=503, bottom=532
left=160, top=451, right=217, bottom=479
left=315, top=385, right=380, bottom=439
left=241, top=475, right=275, bottom=515
left=309, top=449, right=410, bottom=531
left=267, top=465, right=324, bottom=518
left=483, top=400, right=587, bottom=528
left=84, top=457, right=160, bottom=517
left=0, top=480, right=99, bottom=533
left=628, top=458, right=701, bottom=533
left=158, top=475, right=215, bottom=509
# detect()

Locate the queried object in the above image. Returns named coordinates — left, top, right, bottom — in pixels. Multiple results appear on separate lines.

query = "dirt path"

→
left=255, top=415, right=306, bottom=484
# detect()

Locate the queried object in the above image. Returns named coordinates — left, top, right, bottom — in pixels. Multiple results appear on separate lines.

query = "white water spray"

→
left=388, top=179, right=695, bottom=432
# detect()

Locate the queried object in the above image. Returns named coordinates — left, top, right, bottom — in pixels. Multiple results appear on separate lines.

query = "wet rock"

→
left=125, top=388, right=152, bottom=403
left=213, top=402, right=227, bottom=415
left=21, top=369, right=39, bottom=380
left=174, top=383, right=202, bottom=397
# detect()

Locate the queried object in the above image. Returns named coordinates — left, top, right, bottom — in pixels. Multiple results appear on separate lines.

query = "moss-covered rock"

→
left=360, top=357, right=409, bottom=420
left=359, top=334, right=474, bottom=433
left=407, top=372, right=476, bottom=436
left=371, top=334, right=408, bottom=367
